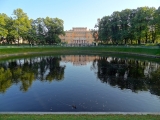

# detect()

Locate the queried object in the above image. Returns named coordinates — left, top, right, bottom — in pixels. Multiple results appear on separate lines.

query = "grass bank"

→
left=0, top=114, right=160, bottom=120
left=0, top=46, right=160, bottom=57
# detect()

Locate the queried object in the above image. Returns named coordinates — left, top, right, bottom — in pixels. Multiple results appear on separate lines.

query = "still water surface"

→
left=0, top=55, right=160, bottom=112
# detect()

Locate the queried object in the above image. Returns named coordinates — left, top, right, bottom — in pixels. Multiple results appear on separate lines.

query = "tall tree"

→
left=5, top=17, right=18, bottom=44
left=120, top=9, right=131, bottom=44
left=110, top=11, right=121, bottom=44
left=153, top=6, right=160, bottom=43
left=44, top=17, right=64, bottom=44
left=12, top=8, right=31, bottom=45
left=34, top=18, right=47, bottom=45
left=98, top=16, right=111, bottom=43
left=24, top=19, right=38, bottom=45
left=0, top=13, right=8, bottom=42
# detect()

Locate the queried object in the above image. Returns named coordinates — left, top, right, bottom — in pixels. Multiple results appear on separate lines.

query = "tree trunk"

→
left=18, top=37, right=19, bottom=46
left=139, top=27, right=141, bottom=44
left=138, top=39, right=141, bottom=44
left=130, top=39, right=133, bottom=44
left=148, top=33, right=151, bottom=42
left=145, top=33, right=148, bottom=43
left=124, top=38, right=127, bottom=44
left=152, top=32, right=156, bottom=43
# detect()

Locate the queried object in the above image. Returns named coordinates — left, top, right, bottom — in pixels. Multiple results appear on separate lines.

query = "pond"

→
left=0, top=55, right=160, bottom=112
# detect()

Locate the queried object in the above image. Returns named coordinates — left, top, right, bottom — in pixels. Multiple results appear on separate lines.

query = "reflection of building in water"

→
left=61, top=55, right=98, bottom=66
left=59, top=27, right=94, bottom=46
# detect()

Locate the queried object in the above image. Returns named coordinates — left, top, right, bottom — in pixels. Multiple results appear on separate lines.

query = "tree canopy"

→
left=0, top=8, right=64, bottom=45
left=95, top=6, right=160, bottom=44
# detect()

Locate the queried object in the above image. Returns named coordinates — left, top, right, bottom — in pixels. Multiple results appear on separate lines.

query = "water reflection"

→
left=0, top=55, right=160, bottom=96
left=1, top=55, right=160, bottom=112
left=61, top=55, right=98, bottom=66
left=0, top=56, right=65, bottom=93
left=92, top=57, right=160, bottom=96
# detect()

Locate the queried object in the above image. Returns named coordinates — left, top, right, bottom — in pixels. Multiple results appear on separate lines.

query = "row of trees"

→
left=94, top=6, right=160, bottom=44
left=0, top=8, right=64, bottom=45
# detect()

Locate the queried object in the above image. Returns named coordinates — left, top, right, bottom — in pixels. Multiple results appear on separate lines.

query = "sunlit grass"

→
left=0, top=114, right=160, bottom=120
left=0, top=46, right=159, bottom=56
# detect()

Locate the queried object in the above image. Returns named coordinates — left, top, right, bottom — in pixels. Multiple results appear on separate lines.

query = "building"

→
left=59, top=27, right=94, bottom=46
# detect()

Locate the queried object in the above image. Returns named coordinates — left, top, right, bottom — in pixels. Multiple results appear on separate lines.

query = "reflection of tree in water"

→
left=92, top=57, right=160, bottom=96
left=39, top=57, right=48, bottom=81
left=1, top=55, right=160, bottom=96
left=0, top=68, right=12, bottom=93
left=149, top=68, right=160, bottom=96
left=0, top=56, right=65, bottom=93
left=46, top=57, right=64, bottom=82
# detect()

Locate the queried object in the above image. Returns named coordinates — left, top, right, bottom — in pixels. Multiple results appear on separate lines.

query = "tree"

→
left=0, top=13, right=8, bottom=43
left=96, top=6, right=160, bottom=45
left=129, top=9, right=137, bottom=44
left=91, top=29, right=99, bottom=42
left=44, top=17, right=64, bottom=44
left=99, top=16, right=112, bottom=43
left=34, top=18, right=47, bottom=45
left=120, top=9, right=131, bottom=44
left=143, top=7, right=156, bottom=43
left=12, top=8, right=31, bottom=45
left=110, top=11, right=121, bottom=44
left=153, top=6, right=160, bottom=43
left=24, top=19, right=38, bottom=45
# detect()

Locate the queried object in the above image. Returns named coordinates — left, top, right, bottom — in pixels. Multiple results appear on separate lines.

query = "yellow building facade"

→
left=59, top=27, right=94, bottom=46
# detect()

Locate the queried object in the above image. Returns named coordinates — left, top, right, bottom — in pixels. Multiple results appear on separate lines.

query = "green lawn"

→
left=0, top=46, right=160, bottom=56
left=0, top=114, right=160, bottom=120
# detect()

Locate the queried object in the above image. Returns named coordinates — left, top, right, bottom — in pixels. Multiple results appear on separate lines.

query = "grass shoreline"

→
left=1, top=114, right=160, bottom=120
left=0, top=46, right=160, bottom=58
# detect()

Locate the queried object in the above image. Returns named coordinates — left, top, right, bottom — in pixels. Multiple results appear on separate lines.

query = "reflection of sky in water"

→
left=0, top=55, right=160, bottom=112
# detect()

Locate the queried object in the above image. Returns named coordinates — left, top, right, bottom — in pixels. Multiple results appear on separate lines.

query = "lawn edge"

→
left=0, top=51, right=160, bottom=59
left=0, top=112, right=160, bottom=115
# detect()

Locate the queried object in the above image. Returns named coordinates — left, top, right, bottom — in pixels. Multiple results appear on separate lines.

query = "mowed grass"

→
left=0, top=114, right=160, bottom=120
left=0, top=46, right=160, bottom=56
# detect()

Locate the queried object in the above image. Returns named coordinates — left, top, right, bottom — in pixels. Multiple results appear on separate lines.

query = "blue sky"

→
left=0, top=0, right=160, bottom=30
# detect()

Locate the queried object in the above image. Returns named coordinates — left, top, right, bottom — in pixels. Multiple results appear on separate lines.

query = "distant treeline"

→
left=1, top=7, right=160, bottom=45
left=0, top=8, right=65, bottom=45
left=93, top=6, right=160, bottom=45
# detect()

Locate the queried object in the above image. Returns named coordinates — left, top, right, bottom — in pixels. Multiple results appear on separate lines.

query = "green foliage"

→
left=96, top=6, right=160, bottom=45
left=0, top=68, right=12, bottom=93
left=12, top=8, right=31, bottom=44
left=0, top=13, right=8, bottom=39
left=91, top=30, right=99, bottom=42
left=0, top=8, right=64, bottom=45
left=145, top=43, right=158, bottom=46
left=44, top=17, right=64, bottom=44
